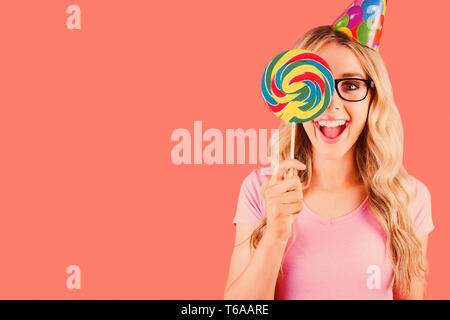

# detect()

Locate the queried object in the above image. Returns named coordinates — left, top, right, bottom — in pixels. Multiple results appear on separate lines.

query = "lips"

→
left=313, top=120, right=350, bottom=144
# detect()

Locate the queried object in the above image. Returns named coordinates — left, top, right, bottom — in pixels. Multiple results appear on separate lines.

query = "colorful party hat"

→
left=332, top=0, right=387, bottom=52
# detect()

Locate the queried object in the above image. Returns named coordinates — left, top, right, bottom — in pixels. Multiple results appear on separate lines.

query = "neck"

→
left=310, top=146, right=361, bottom=191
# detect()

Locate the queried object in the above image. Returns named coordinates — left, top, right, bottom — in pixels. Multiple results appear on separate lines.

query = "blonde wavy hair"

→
left=249, top=26, right=427, bottom=298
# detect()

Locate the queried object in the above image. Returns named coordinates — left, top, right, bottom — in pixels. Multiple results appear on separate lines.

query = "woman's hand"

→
left=262, top=159, right=306, bottom=242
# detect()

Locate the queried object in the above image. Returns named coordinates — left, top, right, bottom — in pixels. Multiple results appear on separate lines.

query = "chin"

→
left=316, top=148, right=348, bottom=160
left=313, top=143, right=354, bottom=160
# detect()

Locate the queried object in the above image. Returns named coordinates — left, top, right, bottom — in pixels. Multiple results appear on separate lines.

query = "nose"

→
left=327, top=90, right=344, bottom=111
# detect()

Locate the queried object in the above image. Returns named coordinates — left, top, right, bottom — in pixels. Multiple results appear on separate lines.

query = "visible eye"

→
left=341, top=81, right=360, bottom=91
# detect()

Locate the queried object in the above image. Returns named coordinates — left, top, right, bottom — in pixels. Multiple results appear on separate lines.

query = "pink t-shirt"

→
left=232, top=166, right=434, bottom=300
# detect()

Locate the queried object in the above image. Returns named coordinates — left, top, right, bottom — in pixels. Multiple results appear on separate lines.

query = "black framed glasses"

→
left=334, top=78, right=375, bottom=102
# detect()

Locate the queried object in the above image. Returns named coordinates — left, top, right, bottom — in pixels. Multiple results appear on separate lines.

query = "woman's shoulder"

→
left=233, top=167, right=274, bottom=226
left=408, top=175, right=431, bottom=203
left=406, top=175, right=434, bottom=238
left=241, top=166, right=274, bottom=188
left=237, top=166, right=274, bottom=201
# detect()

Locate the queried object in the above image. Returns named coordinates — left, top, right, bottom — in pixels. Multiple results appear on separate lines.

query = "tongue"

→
left=321, top=125, right=345, bottom=139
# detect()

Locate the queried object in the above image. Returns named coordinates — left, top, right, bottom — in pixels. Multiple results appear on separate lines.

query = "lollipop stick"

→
left=289, top=122, right=296, bottom=177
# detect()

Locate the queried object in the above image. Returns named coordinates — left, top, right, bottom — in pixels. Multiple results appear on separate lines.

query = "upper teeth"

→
left=318, top=120, right=346, bottom=127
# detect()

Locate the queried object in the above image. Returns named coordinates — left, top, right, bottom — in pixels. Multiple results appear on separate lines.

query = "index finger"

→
left=269, top=159, right=306, bottom=185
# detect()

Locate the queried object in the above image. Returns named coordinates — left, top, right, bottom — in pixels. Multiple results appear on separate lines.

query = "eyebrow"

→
left=338, top=72, right=366, bottom=78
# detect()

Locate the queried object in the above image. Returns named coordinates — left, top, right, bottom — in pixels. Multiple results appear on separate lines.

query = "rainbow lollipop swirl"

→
left=261, top=49, right=335, bottom=123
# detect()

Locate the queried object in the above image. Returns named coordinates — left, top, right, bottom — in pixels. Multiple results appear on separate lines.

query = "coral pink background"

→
left=0, top=0, right=448, bottom=299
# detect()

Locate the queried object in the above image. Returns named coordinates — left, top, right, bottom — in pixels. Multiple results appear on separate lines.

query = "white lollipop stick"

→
left=289, top=122, right=296, bottom=177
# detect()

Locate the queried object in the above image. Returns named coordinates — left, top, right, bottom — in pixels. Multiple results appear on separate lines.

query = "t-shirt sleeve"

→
left=232, top=170, right=266, bottom=228
left=410, top=178, right=435, bottom=238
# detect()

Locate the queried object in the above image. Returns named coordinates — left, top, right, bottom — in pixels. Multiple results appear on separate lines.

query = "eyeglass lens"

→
left=336, top=79, right=369, bottom=101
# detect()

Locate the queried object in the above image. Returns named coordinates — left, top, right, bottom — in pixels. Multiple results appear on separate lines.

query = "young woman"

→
left=224, top=26, right=434, bottom=300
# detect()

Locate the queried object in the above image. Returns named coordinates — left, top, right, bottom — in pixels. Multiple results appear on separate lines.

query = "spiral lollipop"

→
left=261, top=49, right=335, bottom=175
left=261, top=49, right=335, bottom=123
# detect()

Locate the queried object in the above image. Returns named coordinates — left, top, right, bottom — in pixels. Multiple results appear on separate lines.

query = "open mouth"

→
left=314, top=120, right=350, bottom=144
